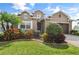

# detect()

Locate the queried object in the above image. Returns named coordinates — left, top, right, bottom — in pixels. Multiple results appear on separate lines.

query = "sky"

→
left=0, top=3, right=79, bottom=28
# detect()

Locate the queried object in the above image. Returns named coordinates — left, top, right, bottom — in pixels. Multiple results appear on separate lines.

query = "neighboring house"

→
left=17, top=10, right=72, bottom=34
left=74, top=25, right=79, bottom=31
left=73, top=22, right=79, bottom=32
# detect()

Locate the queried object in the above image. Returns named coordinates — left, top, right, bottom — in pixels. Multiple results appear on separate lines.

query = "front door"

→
left=37, top=20, right=45, bottom=33
left=37, top=22, right=41, bottom=32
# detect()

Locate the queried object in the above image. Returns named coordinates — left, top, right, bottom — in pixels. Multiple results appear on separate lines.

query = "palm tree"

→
left=10, top=14, right=21, bottom=29
left=0, top=12, right=21, bottom=32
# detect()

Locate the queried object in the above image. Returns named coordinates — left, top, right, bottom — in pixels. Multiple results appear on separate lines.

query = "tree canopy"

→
left=0, top=12, right=21, bottom=31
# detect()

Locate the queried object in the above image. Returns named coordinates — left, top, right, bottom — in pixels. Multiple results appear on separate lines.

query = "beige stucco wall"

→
left=33, top=10, right=44, bottom=18
left=44, top=20, right=52, bottom=32
left=32, top=20, right=37, bottom=32
left=51, top=12, right=70, bottom=23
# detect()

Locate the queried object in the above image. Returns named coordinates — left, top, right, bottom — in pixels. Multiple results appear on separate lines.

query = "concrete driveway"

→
left=65, top=34, right=79, bottom=47
left=65, top=34, right=79, bottom=41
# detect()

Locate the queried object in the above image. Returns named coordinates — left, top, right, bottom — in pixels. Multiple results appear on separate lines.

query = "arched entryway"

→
left=37, top=20, right=45, bottom=33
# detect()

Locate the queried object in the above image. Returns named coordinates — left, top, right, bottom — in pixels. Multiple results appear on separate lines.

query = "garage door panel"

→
left=59, top=23, right=69, bottom=34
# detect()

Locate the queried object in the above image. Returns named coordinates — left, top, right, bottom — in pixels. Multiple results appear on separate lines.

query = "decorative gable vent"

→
left=59, top=14, right=61, bottom=18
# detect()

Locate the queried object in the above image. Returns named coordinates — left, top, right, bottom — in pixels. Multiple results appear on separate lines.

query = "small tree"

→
left=0, top=12, right=8, bottom=31
left=0, top=12, right=21, bottom=31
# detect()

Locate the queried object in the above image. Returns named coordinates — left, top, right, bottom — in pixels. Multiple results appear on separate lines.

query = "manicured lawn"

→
left=0, top=39, right=79, bottom=55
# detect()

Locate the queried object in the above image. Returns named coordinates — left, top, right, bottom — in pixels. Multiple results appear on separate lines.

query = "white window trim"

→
left=18, top=21, right=33, bottom=30
left=25, top=21, right=33, bottom=30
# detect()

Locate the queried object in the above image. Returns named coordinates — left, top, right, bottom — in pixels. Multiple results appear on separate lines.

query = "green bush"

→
left=70, top=30, right=79, bottom=36
left=46, top=23, right=63, bottom=37
left=74, top=32, right=79, bottom=36
left=4, top=29, right=15, bottom=41
left=54, top=33, right=66, bottom=43
left=4, top=28, right=20, bottom=41
left=0, top=33, right=4, bottom=41
left=70, top=30, right=78, bottom=35
left=45, top=23, right=65, bottom=43
left=18, top=29, right=25, bottom=39
left=25, top=29, right=34, bottom=39
left=41, top=33, right=48, bottom=42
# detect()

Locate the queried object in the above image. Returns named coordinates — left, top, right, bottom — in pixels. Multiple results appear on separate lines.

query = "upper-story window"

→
left=26, top=21, right=31, bottom=29
left=22, top=13, right=28, bottom=20
left=37, top=14, right=41, bottom=18
left=34, top=11, right=44, bottom=19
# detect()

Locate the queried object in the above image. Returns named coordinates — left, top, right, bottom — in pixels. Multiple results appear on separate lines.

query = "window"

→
left=36, top=14, right=41, bottom=18
left=20, top=21, right=32, bottom=30
left=26, top=22, right=31, bottom=29
left=20, top=24, right=25, bottom=29
left=26, top=25, right=30, bottom=29
left=25, top=21, right=32, bottom=30
left=22, top=13, right=28, bottom=20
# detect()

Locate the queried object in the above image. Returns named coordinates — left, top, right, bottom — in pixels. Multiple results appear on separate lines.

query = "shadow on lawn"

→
left=44, top=42, right=69, bottom=49
left=0, top=39, right=33, bottom=50
left=0, top=41, right=12, bottom=50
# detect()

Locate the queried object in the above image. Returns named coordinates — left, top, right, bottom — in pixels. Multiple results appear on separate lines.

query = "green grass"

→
left=0, top=40, right=79, bottom=55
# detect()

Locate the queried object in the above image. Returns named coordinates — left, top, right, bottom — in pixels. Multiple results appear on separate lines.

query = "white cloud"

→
left=12, top=12, right=18, bottom=15
left=29, top=3, right=35, bottom=7
left=43, top=6, right=61, bottom=13
left=71, top=13, right=79, bottom=20
left=68, top=7, right=78, bottom=13
left=44, top=6, right=54, bottom=12
left=12, top=3, right=31, bottom=11
left=76, top=13, right=79, bottom=19
left=69, top=8, right=77, bottom=11
left=10, top=11, right=20, bottom=15
left=53, top=6, right=62, bottom=13
left=43, top=6, right=65, bottom=16
left=43, top=6, right=53, bottom=16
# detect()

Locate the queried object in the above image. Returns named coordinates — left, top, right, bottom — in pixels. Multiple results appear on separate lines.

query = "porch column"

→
left=69, top=20, right=72, bottom=34
left=18, top=24, right=20, bottom=29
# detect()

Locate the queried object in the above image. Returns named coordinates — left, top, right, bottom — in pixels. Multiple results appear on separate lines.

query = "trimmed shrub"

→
left=46, top=23, right=63, bottom=37
left=4, top=28, right=20, bottom=41
left=70, top=30, right=79, bottom=36
left=41, top=33, right=48, bottom=42
left=0, top=33, right=4, bottom=41
left=25, top=29, right=34, bottom=39
left=18, top=29, right=25, bottom=39
left=70, top=30, right=78, bottom=35
left=45, top=23, right=65, bottom=43
left=75, top=32, right=79, bottom=36
left=4, top=29, right=14, bottom=41
left=54, top=33, right=65, bottom=43
left=13, top=28, right=20, bottom=39
left=33, top=31, right=40, bottom=39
